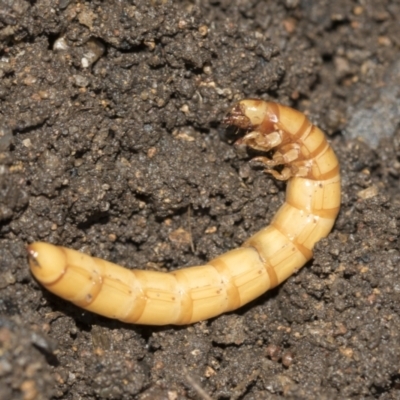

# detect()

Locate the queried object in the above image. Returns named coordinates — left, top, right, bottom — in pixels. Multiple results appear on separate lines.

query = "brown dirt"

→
left=1, top=0, right=400, bottom=399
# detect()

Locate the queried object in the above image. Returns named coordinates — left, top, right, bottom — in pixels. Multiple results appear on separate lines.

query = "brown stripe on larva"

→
left=307, top=137, right=330, bottom=161
left=315, top=163, right=340, bottom=181
left=292, top=114, right=311, bottom=141
left=297, top=122, right=318, bottom=143
left=260, top=102, right=280, bottom=133
left=207, top=258, right=242, bottom=310
left=241, top=237, right=279, bottom=289
left=27, top=99, right=341, bottom=325
left=313, top=205, right=341, bottom=219
left=42, top=267, right=66, bottom=287
left=283, top=193, right=340, bottom=220
left=283, top=197, right=305, bottom=213
left=268, top=101, right=280, bottom=120
left=121, top=272, right=149, bottom=323
left=270, top=220, right=313, bottom=260
left=264, top=261, right=279, bottom=289
left=270, top=220, right=293, bottom=241
left=292, top=240, right=313, bottom=261
left=72, top=266, right=104, bottom=308
left=171, top=271, right=194, bottom=324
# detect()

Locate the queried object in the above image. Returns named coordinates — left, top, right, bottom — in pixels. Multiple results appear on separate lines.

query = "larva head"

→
left=225, top=99, right=273, bottom=130
left=28, top=242, right=67, bottom=285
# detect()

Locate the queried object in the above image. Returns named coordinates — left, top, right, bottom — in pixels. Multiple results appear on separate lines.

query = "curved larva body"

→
left=28, top=100, right=341, bottom=325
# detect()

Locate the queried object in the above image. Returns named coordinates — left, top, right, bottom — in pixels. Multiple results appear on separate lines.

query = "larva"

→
left=28, top=100, right=341, bottom=325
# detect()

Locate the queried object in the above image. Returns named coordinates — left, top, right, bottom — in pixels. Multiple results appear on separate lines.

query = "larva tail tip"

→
left=27, top=244, right=40, bottom=267
left=27, top=242, right=67, bottom=285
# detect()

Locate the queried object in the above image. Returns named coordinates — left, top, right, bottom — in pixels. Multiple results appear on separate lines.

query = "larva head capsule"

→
left=28, top=242, right=67, bottom=285
left=224, top=99, right=276, bottom=131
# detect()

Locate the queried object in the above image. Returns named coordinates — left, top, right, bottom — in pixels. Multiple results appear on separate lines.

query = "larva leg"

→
left=264, top=166, right=294, bottom=181
left=239, top=130, right=283, bottom=150
left=28, top=99, right=341, bottom=325
left=252, top=156, right=311, bottom=180
left=261, top=143, right=301, bottom=165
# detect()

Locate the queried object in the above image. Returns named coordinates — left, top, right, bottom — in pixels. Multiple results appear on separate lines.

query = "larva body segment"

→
left=28, top=100, right=341, bottom=325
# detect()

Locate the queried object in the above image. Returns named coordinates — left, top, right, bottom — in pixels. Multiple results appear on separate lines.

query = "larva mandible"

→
left=27, top=100, right=341, bottom=325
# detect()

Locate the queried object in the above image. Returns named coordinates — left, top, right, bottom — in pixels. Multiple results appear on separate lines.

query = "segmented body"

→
left=28, top=100, right=341, bottom=325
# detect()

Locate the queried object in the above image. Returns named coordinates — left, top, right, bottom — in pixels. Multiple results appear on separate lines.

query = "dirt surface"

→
left=1, top=0, right=400, bottom=399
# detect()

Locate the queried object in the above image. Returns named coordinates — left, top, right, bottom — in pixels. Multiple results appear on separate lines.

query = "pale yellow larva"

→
left=28, top=100, right=341, bottom=325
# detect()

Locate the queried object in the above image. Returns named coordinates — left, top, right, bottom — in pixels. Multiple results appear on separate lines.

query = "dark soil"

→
left=1, top=0, right=400, bottom=399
